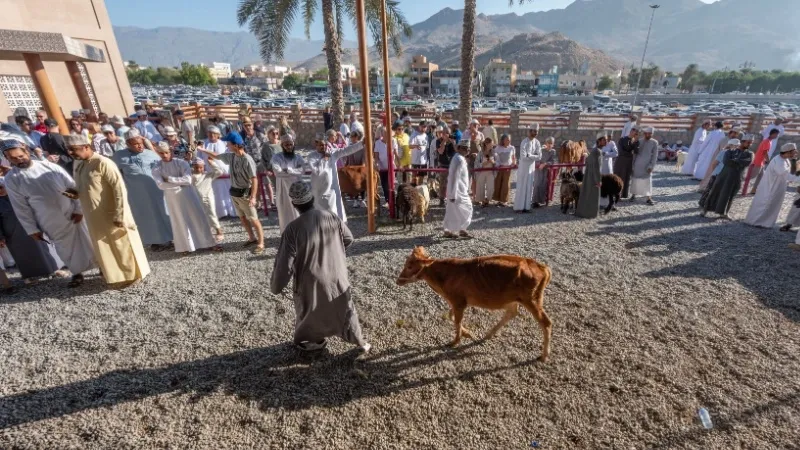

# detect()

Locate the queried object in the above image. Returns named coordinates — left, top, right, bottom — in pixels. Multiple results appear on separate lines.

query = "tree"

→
left=314, top=67, right=330, bottom=80
left=458, top=0, right=478, bottom=125
left=282, top=73, right=304, bottom=91
left=679, top=63, right=701, bottom=91
left=237, top=0, right=412, bottom=126
left=597, top=76, right=614, bottom=91
left=178, top=62, right=217, bottom=86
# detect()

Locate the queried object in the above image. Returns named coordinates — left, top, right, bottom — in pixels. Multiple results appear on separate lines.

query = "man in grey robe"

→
left=631, top=126, right=659, bottom=205
left=702, top=136, right=753, bottom=219
left=270, top=181, right=370, bottom=353
left=112, top=129, right=173, bottom=250
left=575, top=133, right=603, bottom=218
left=532, top=137, right=557, bottom=207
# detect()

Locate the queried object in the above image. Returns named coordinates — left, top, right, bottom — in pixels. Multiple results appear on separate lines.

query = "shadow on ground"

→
left=0, top=341, right=535, bottom=429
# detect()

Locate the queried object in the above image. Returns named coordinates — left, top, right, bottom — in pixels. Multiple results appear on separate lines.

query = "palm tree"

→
left=459, top=0, right=533, bottom=124
left=237, top=0, right=411, bottom=125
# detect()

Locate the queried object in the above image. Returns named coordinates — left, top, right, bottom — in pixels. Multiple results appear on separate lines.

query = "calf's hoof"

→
left=537, top=354, right=549, bottom=363
left=447, top=338, right=461, bottom=347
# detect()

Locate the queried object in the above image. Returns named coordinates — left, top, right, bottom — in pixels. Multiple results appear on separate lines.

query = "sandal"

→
left=458, top=230, right=472, bottom=238
left=251, top=245, right=265, bottom=255
left=242, top=240, right=257, bottom=248
left=212, top=245, right=224, bottom=252
left=443, top=231, right=458, bottom=239
left=67, top=274, right=84, bottom=288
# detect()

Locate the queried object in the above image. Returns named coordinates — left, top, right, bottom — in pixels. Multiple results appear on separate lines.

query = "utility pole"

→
left=632, top=4, right=659, bottom=109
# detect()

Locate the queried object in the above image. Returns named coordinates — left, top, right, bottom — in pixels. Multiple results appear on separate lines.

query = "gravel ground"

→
left=2, top=163, right=800, bottom=449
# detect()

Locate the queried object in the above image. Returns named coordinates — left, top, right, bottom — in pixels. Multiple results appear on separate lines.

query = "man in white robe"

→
left=133, top=110, right=162, bottom=143
left=191, top=157, right=225, bottom=242
left=693, top=121, right=726, bottom=180
left=307, top=133, right=364, bottom=222
left=621, top=114, right=637, bottom=138
left=443, top=140, right=473, bottom=238
left=601, top=130, right=618, bottom=175
left=513, top=125, right=542, bottom=212
left=681, top=119, right=711, bottom=176
left=198, top=126, right=235, bottom=218
left=271, top=134, right=306, bottom=232
left=1, top=140, right=94, bottom=287
left=152, top=142, right=219, bottom=253
left=631, top=126, right=659, bottom=205
left=744, top=144, right=800, bottom=228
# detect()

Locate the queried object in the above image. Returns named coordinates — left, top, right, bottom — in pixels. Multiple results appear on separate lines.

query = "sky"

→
left=107, top=0, right=720, bottom=41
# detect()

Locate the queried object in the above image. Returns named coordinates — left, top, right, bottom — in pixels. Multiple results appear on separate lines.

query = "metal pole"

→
left=355, top=0, right=376, bottom=232
left=380, top=0, right=395, bottom=219
left=632, top=4, right=659, bottom=108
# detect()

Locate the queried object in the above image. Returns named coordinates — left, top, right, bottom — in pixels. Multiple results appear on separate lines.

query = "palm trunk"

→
left=322, top=0, right=344, bottom=126
left=458, top=0, right=477, bottom=126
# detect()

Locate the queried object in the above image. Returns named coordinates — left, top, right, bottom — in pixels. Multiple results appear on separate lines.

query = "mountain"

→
left=112, top=26, right=358, bottom=68
left=473, top=32, right=622, bottom=74
left=113, top=0, right=800, bottom=72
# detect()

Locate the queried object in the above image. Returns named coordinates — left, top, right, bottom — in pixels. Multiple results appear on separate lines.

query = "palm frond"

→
left=240, top=0, right=300, bottom=63
left=303, top=0, right=318, bottom=40
left=346, top=0, right=412, bottom=58
left=508, top=0, right=535, bottom=5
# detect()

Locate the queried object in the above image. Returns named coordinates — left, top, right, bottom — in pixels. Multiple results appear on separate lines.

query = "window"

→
left=0, top=75, right=42, bottom=118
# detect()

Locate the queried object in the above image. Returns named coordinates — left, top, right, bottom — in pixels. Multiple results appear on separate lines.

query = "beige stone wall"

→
left=0, top=0, right=133, bottom=118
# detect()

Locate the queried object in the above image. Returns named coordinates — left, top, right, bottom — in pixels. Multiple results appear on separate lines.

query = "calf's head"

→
left=396, top=246, right=432, bottom=286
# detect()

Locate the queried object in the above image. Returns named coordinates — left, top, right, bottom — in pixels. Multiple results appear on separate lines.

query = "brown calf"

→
left=338, top=165, right=380, bottom=209
left=396, top=247, right=553, bottom=362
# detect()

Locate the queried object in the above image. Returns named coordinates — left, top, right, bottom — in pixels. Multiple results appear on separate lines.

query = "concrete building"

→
left=484, top=59, right=517, bottom=96
left=341, top=64, right=357, bottom=81
left=410, top=55, right=438, bottom=96
left=536, top=73, right=559, bottom=96
left=558, top=73, right=599, bottom=94
left=0, top=0, right=133, bottom=132
left=206, top=62, right=232, bottom=80
left=650, top=74, right=681, bottom=93
left=430, top=69, right=480, bottom=96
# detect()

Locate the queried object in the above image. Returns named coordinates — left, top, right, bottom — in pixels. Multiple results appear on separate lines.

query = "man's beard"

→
left=282, top=149, right=294, bottom=156
left=14, top=160, right=32, bottom=169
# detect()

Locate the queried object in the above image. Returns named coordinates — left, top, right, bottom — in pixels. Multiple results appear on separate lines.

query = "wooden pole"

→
left=380, top=0, right=395, bottom=219
left=23, top=53, right=69, bottom=135
left=355, top=0, right=376, bottom=232
left=65, top=61, right=94, bottom=113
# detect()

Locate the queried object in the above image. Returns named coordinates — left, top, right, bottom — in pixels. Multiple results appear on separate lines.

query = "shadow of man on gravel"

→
left=0, top=341, right=536, bottom=429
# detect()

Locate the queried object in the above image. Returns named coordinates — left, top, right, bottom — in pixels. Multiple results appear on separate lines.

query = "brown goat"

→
left=396, top=247, right=553, bottom=361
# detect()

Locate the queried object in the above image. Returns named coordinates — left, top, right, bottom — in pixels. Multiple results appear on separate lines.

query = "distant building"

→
left=515, top=71, right=537, bottom=95
left=558, top=73, right=599, bottom=94
left=0, top=0, right=133, bottom=121
left=536, top=73, right=559, bottom=96
left=484, top=59, right=517, bottom=96
left=430, top=69, right=480, bottom=96
left=410, top=55, right=438, bottom=96
left=341, top=64, right=357, bottom=81
left=650, top=74, right=681, bottom=93
left=205, top=62, right=232, bottom=80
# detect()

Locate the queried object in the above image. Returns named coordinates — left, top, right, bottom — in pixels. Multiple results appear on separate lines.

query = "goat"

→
left=600, top=173, right=624, bottom=214
left=396, top=246, right=553, bottom=361
left=560, top=172, right=581, bottom=214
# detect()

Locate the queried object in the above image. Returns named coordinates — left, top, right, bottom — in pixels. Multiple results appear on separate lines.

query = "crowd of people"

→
left=0, top=102, right=797, bottom=301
